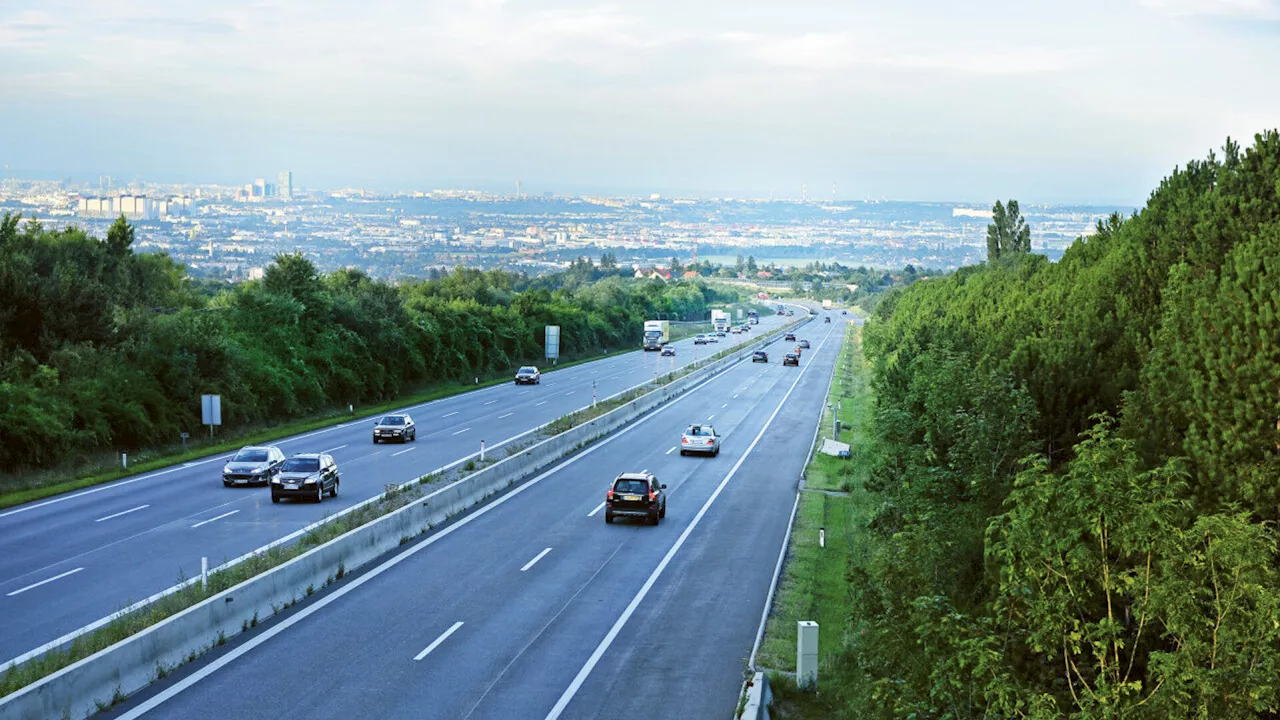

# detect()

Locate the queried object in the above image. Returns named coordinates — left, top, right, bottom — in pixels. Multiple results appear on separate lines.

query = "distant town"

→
left=0, top=174, right=1130, bottom=281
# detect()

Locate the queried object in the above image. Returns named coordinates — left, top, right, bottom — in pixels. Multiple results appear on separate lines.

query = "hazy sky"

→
left=2, top=0, right=1278, bottom=203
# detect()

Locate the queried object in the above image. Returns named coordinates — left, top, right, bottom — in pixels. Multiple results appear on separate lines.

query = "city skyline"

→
left=3, top=1, right=1279, bottom=205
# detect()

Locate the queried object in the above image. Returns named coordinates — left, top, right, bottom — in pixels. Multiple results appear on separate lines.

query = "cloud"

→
left=1138, top=0, right=1280, bottom=18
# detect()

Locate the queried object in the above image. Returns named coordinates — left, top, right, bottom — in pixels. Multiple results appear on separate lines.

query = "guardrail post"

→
left=797, top=620, right=819, bottom=690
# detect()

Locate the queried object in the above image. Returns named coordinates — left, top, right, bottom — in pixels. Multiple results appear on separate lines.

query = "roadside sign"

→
left=201, top=395, right=222, bottom=425
left=545, top=325, right=560, bottom=361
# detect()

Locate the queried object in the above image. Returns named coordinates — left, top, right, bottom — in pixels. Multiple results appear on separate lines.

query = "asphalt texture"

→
left=0, top=314, right=794, bottom=665
left=99, top=309, right=848, bottom=720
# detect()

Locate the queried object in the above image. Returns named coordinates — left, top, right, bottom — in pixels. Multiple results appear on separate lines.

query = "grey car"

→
left=515, top=366, right=541, bottom=385
left=373, top=413, right=416, bottom=443
left=680, top=424, right=721, bottom=456
left=271, top=453, right=340, bottom=503
left=222, top=446, right=285, bottom=487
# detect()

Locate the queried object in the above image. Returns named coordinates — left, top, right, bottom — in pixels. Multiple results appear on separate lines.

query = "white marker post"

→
left=797, top=621, right=819, bottom=690
left=201, top=556, right=209, bottom=591
left=480, top=440, right=485, bottom=463
left=122, top=453, right=127, bottom=469
left=819, top=527, right=825, bottom=548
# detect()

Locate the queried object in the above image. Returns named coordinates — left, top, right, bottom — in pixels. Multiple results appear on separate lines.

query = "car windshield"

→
left=233, top=449, right=269, bottom=462
left=519, top=367, right=537, bottom=374
left=283, top=458, right=320, bottom=472
left=379, top=416, right=405, bottom=426
left=614, top=479, right=649, bottom=494
left=787, top=353, right=797, bottom=359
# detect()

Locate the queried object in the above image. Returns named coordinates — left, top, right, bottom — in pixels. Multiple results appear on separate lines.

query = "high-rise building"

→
left=278, top=171, right=293, bottom=201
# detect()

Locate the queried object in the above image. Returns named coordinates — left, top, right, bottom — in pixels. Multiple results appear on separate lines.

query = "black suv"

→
left=752, top=350, right=769, bottom=363
left=605, top=473, right=667, bottom=525
left=373, top=414, right=416, bottom=443
left=784, top=332, right=796, bottom=341
left=783, top=352, right=800, bottom=367
left=271, top=453, right=340, bottom=503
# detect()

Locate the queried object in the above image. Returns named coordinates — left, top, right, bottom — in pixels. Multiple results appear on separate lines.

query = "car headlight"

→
left=271, top=478, right=281, bottom=484
left=303, top=475, right=318, bottom=484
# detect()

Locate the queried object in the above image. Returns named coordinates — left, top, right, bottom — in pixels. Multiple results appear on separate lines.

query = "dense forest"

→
left=0, top=217, right=740, bottom=473
left=832, top=131, right=1280, bottom=717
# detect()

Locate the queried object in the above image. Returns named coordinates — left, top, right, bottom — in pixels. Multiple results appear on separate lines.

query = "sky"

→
left=1, top=0, right=1278, bottom=204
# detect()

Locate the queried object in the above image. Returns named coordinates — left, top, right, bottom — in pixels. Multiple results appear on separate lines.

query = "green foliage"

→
left=0, top=229, right=736, bottom=475
left=823, top=130, right=1280, bottom=720
left=986, top=199, right=1032, bottom=261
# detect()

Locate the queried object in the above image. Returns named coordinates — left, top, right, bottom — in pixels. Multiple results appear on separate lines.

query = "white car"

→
left=680, top=424, right=721, bottom=456
left=694, top=334, right=709, bottom=345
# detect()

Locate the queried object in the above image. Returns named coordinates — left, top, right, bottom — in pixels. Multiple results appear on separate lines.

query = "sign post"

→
left=201, top=394, right=222, bottom=440
left=544, top=325, right=560, bottom=366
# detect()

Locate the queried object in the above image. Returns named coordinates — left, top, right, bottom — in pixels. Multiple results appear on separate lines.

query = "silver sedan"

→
left=679, top=424, right=721, bottom=456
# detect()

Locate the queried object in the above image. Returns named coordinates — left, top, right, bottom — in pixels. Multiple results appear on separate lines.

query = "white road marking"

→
left=105, top=338, right=754, bottom=719
left=94, top=505, right=150, bottom=523
left=721, top=403, right=727, bottom=408
left=483, top=400, right=498, bottom=405
left=536, top=401, right=548, bottom=406
left=733, top=394, right=739, bottom=399
left=391, top=447, right=416, bottom=457
left=322, top=445, right=348, bottom=453
left=520, top=548, right=553, bottom=572
left=414, top=622, right=464, bottom=661
left=564, top=391, right=575, bottom=396
left=666, top=447, right=676, bottom=455
left=543, top=320, right=836, bottom=720
left=7, top=568, right=84, bottom=597
left=498, top=412, right=514, bottom=419
left=586, top=501, right=606, bottom=517
left=0, top=456, right=231, bottom=520
left=707, top=415, right=715, bottom=420
left=452, top=428, right=471, bottom=436
left=442, top=411, right=459, bottom=418
left=190, top=510, right=239, bottom=529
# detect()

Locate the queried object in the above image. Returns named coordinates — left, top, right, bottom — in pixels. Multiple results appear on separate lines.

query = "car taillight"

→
left=706, top=439, right=714, bottom=445
left=648, top=492, right=656, bottom=504
left=607, top=490, right=614, bottom=501
left=681, top=437, right=689, bottom=444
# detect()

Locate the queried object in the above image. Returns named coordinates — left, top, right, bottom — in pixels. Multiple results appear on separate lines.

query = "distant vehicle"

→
left=605, top=472, right=667, bottom=525
left=784, top=332, right=796, bottom=342
left=643, top=320, right=670, bottom=351
left=787, top=310, right=795, bottom=316
left=783, top=352, right=799, bottom=366
left=776, top=310, right=786, bottom=316
left=822, top=299, right=833, bottom=309
left=661, top=344, right=676, bottom=356
left=708, top=334, right=720, bottom=343
left=824, top=316, right=831, bottom=323
left=372, top=413, right=416, bottom=444
left=223, top=446, right=285, bottom=487
left=747, top=310, right=760, bottom=324
left=694, top=334, right=709, bottom=345
left=731, top=326, right=742, bottom=334
left=756, top=292, right=770, bottom=300
left=272, top=453, right=340, bottom=503
left=842, top=310, right=848, bottom=315
left=681, top=424, right=721, bottom=456
left=514, top=366, right=541, bottom=385
left=711, top=309, right=731, bottom=333
left=715, top=330, right=726, bottom=337
left=752, top=350, right=769, bottom=363
left=799, top=339, right=811, bottom=349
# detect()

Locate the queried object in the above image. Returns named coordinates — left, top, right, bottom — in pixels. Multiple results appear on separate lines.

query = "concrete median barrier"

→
left=0, top=315, right=810, bottom=720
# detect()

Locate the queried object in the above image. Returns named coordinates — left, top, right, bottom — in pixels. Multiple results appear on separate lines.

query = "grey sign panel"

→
left=201, top=394, right=222, bottom=426
left=544, top=325, right=560, bottom=360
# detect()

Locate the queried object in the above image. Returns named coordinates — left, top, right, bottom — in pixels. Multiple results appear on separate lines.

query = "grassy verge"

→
left=0, top=318, right=805, bottom=699
left=0, top=347, right=635, bottom=511
left=756, top=323, right=876, bottom=719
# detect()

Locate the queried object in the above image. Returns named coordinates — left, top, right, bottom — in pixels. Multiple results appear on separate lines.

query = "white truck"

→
left=642, top=320, right=670, bottom=351
left=822, top=299, right=833, bottom=310
left=711, top=309, right=730, bottom=334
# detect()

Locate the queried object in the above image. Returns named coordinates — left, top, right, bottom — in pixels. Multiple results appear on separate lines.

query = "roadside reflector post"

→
left=480, top=440, right=485, bottom=463
left=820, top=527, right=825, bottom=548
left=122, top=453, right=127, bottom=469
left=797, top=621, right=819, bottom=690
left=201, top=556, right=209, bottom=592
left=592, top=380, right=597, bottom=408
left=349, top=404, right=353, bottom=414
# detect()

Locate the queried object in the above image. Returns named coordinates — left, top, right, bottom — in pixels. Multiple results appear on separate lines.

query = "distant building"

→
left=76, top=194, right=191, bottom=220
left=278, top=171, right=293, bottom=201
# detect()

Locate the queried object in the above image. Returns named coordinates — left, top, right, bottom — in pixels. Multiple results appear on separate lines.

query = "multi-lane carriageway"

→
left=89, top=310, right=849, bottom=720
left=0, top=311, right=801, bottom=667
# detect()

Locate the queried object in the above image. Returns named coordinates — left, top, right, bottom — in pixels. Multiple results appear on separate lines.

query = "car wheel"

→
left=679, top=449, right=686, bottom=456
left=223, top=481, right=232, bottom=487
left=373, top=437, right=379, bottom=444
left=315, top=483, right=324, bottom=503
left=649, top=512, right=659, bottom=526
left=605, top=512, right=614, bottom=524
left=412, top=429, right=417, bottom=442
left=715, top=446, right=721, bottom=456
left=329, top=479, right=339, bottom=498
left=271, top=494, right=280, bottom=504
left=659, top=503, right=666, bottom=519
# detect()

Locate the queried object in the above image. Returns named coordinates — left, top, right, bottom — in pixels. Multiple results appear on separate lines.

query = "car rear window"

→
left=234, top=449, right=269, bottom=462
left=283, top=458, right=320, bottom=472
left=614, top=479, right=649, bottom=494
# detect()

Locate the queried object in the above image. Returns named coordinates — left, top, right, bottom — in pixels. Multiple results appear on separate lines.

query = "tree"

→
left=669, top=256, right=683, bottom=274
left=598, top=251, right=618, bottom=269
left=986, top=199, right=1032, bottom=262
left=747, top=255, right=758, bottom=274
left=735, top=254, right=746, bottom=275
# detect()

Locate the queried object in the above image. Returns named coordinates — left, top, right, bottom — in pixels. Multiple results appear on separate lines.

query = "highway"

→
left=101, top=309, right=847, bottom=720
left=0, top=312, right=795, bottom=666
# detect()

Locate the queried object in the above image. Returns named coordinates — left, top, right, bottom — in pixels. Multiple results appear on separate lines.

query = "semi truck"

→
left=711, top=309, right=730, bottom=333
left=643, top=320, right=670, bottom=350
left=822, top=299, right=833, bottom=310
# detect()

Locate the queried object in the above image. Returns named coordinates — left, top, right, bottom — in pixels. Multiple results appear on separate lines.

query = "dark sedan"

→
left=783, top=352, right=800, bottom=366
left=271, top=453, right=340, bottom=504
left=752, top=350, right=769, bottom=363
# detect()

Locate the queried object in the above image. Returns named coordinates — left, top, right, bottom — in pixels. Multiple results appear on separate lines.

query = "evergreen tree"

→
left=986, top=199, right=1032, bottom=261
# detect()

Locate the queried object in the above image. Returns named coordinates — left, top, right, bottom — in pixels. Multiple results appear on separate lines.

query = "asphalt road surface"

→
left=0, top=312, right=797, bottom=665
left=101, top=309, right=848, bottom=720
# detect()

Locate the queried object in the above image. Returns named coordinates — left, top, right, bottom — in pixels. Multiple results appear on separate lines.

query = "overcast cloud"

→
left=1, top=0, right=1277, bottom=203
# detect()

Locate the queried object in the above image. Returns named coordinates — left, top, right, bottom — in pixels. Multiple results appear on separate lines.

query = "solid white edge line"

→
left=414, top=621, right=465, bottom=661
left=6, top=568, right=85, bottom=597
left=586, top=501, right=606, bottom=518
left=520, top=548, right=553, bottom=572
left=391, top=447, right=416, bottom=457
left=94, top=505, right=151, bottom=523
left=543, top=318, right=834, bottom=720
left=190, top=510, right=239, bottom=530
left=109, top=337, right=745, bottom=719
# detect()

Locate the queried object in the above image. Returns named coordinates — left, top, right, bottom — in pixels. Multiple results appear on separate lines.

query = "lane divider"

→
left=6, top=568, right=85, bottom=597
left=190, top=511, right=239, bottom=530
left=94, top=505, right=150, bottom=523
left=414, top=622, right=464, bottom=661
left=520, top=548, right=553, bottom=573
